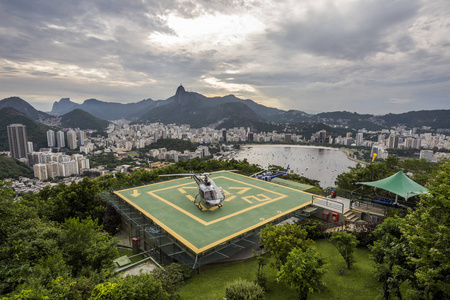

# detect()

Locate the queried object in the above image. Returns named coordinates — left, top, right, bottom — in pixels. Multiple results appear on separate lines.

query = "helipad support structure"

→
left=105, top=171, right=315, bottom=269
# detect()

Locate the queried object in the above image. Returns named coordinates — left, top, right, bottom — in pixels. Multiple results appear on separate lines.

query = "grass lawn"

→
left=178, top=239, right=380, bottom=299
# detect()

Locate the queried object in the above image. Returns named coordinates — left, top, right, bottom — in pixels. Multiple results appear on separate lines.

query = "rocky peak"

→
left=175, top=84, right=186, bottom=104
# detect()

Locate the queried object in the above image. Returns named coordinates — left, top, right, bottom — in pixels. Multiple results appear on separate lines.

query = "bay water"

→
left=234, top=145, right=358, bottom=188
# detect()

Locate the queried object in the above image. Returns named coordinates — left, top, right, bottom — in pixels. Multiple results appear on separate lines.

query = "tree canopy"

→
left=260, top=223, right=313, bottom=271
left=370, top=160, right=450, bottom=299
left=277, top=247, right=328, bottom=300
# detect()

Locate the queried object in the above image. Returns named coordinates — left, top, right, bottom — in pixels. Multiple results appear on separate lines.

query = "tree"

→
left=21, top=177, right=106, bottom=224
left=152, top=263, right=193, bottom=296
left=260, top=223, right=312, bottom=270
left=252, top=249, right=269, bottom=290
left=400, top=161, right=450, bottom=299
left=369, top=161, right=450, bottom=299
left=330, top=231, right=359, bottom=269
left=61, top=217, right=118, bottom=276
left=225, top=278, right=265, bottom=300
left=90, top=273, right=170, bottom=300
left=369, top=217, right=408, bottom=299
left=277, top=247, right=328, bottom=300
left=102, top=205, right=122, bottom=235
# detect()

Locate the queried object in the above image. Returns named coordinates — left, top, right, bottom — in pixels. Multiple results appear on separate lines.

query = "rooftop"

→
left=113, top=171, right=314, bottom=254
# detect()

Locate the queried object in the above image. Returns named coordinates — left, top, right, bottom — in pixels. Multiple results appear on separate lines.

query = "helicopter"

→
left=160, top=171, right=230, bottom=211
left=251, top=165, right=290, bottom=182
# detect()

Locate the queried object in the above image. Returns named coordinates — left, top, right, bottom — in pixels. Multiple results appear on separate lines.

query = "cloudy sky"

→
left=0, top=0, right=449, bottom=115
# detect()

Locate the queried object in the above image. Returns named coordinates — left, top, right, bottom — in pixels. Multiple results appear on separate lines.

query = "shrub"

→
left=298, top=219, right=325, bottom=240
left=351, top=223, right=379, bottom=247
left=153, top=263, right=193, bottom=295
left=225, top=278, right=265, bottom=300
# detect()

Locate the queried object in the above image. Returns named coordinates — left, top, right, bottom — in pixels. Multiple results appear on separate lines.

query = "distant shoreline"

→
left=239, top=144, right=367, bottom=165
left=240, top=144, right=339, bottom=151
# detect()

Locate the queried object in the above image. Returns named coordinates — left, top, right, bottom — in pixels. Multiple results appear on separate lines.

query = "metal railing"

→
left=311, top=195, right=345, bottom=213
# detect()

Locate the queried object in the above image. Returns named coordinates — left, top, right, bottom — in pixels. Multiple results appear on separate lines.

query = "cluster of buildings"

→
left=30, top=151, right=90, bottom=180
left=309, top=126, right=450, bottom=162
left=46, top=129, right=94, bottom=153
left=6, top=119, right=450, bottom=183
left=147, top=146, right=210, bottom=162
left=101, top=121, right=304, bottom=150
left=6, top=124, right=91, bottom=180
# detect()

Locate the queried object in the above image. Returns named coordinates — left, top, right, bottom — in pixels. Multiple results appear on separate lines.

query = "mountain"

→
left=315, top=110, right=450, bottom=130
left=0, top=97, right=54, bottom=123
left=379, top=110, right=450, bottom=129
left=139, top=85, right=272, bottom=130
left=0, top=107, right=51, bottom=151
left=315, top=111, right=384, bottom=131
left=51, top=98, right=80, bottom=115
left=48, top=86, right=450, bottom=131
left=60, top=109, right=110, bottom=131
left=51, top=97, right=166, bottom=120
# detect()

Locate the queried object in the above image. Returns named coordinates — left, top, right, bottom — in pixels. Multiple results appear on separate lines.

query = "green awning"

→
left=358, top=171, right=429, bottom=199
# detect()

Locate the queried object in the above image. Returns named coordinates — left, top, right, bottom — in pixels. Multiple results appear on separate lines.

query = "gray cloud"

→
left=0, top=0, right=448, bottom=115
left=267, top=0, right=421, bottom=60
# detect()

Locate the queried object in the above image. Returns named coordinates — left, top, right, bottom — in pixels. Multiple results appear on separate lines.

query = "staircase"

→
left=343, top=209, right=360, bottom=222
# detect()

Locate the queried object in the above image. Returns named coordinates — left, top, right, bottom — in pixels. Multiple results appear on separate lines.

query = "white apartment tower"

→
left=56, top=130, right=65, bottom=148
left=47, top=130, right=55, bottom=147
left=356, top=132, right=364, bottom=146
left=77, top=130, right=85, bottom=146
left=67, top=130, right=77, bottom=149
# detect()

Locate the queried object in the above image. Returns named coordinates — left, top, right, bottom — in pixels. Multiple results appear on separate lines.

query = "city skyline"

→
left=0, top=0, right=449, bottom=115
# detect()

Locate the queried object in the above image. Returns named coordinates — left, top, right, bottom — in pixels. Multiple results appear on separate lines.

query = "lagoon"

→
left=234, top=145, right=358, bottom=188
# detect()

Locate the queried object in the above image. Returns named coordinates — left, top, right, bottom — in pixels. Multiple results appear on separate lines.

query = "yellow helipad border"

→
left=113, top=172, right=318, bottom=254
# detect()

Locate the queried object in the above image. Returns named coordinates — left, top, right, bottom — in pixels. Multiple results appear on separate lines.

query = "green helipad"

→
left=114, top=172, right=314, bottom=254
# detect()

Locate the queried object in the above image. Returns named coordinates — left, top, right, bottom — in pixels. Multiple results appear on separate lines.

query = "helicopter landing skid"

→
left=194, top=195, right=203, bottom=211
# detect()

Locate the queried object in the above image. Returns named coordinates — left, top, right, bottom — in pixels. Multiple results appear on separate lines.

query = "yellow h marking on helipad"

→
left=229, top=187, right=251, bottom=194
left=225, top=196, right=236, bottom=202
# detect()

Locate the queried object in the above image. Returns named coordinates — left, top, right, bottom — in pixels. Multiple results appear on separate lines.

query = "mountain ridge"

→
left=1, top=90, right=448, bottom=132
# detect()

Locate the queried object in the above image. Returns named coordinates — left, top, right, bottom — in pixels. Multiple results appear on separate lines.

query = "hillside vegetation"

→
left=60, top=109, right=110, bottom=130
left=0, top=107, right=51, bottom=151
left=0, top=156, right=34, bottom=179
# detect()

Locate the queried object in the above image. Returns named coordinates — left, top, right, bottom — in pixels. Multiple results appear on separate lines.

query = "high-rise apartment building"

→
left=76, top=130, right=85, bottom=146
left=67, top=130, right=77, bottom=149
left=27, top=141, right=34, bottom=153
left=318, top=130, right=327, bottom=143
left=388, top=135, right=399, bottom=149
left=33, top=163, right=48, bottom=180
left=7, top=124, right=28, bottom=159
left=356, top=132, right=364, bottom=146
left=56, top=130, right=65, bottom=148
left=47, top=130, right=55, bottom=147
left=420, top=150, right=433, bottom=162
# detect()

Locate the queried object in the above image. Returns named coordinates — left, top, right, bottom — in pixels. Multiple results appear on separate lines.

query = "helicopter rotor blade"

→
left=159, top=173, right=195, bottom=177
left=250, top=170, right=265, bottom=177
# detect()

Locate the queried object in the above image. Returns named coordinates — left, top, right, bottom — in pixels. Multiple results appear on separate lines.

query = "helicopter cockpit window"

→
left=204, top=191, right=215, bottom=200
